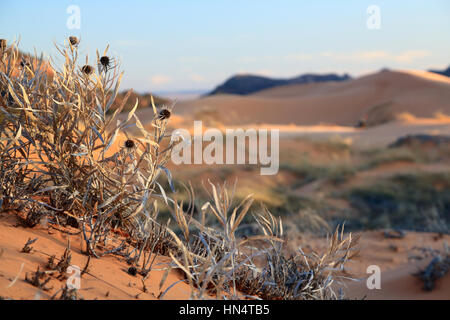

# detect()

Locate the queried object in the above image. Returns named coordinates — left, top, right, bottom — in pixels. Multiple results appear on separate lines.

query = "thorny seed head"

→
left=100, top=56, right=110, bottom=68
left=69, top=36, right=79, bottom=46
left=0, top=39, right=6, bottom=50
left=127, top=266, right=137, bottom=276
left=159, top=109, right=171, bottom=120
left=125, top=139, right=135, bottom=149
left=81, top=65, right=94, bottom=75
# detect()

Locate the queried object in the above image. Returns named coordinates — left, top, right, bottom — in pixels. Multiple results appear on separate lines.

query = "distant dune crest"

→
left=175, top=69, right=450, bottom=127
left=429, top=65, right=450, bottom=78
left=207, top=73, right=351, bottom=96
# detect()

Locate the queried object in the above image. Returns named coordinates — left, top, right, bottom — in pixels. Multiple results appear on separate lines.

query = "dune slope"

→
left=168, top=70, right=450, bottom=126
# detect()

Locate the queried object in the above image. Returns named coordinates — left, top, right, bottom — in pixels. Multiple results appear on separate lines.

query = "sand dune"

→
left=262, top=118, right=450, bottom=148
left=2, top=210, right=449, bottom=300
left=0, top=212, right=192, bottom=300
left=164, top=70, right=450, bottom=127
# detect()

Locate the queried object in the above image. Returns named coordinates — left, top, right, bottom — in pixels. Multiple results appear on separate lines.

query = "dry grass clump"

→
left=21, top=237, right=37, bottom=253
left=414, top=244, right=450, bottom=291
left=51, top=285, right=82, bottom=300
left=25, top=266, right=53, bottom=292
left=159, top=182, right=256, bottom=299
left=1, top=38, right=358, bottom=300
left=235, top=211, right=358, bottom=300
left=160, top=182, right=358, bottom=300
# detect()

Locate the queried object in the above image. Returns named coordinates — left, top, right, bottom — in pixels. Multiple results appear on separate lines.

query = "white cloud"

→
left=320, top=51, right=388, bottom=61
left=284, top=53, right=313, bottom=61
left=394, top=50, right=432, bottom=63
left=234, top=69, right=273, bottom=77
left=320, top=50, right=432, bottom=63
left=254, top=69, right=273, bottom=76
left=189, top=74, right=206, bottom=82
left=357, top=51, right=390, bottom=60
left=150, top=75, right=171, bottom=85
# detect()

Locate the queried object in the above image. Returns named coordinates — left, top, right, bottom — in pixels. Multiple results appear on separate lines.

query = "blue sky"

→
left=1, top=0, right=449, bottom=93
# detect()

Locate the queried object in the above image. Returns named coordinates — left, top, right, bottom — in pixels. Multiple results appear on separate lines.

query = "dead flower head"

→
left=69, top=36, right=79, bottom=46
left=81, top=65, right=94, bottom=76
left=158, top=109, right=171, bottom=120
left=0, top=39, right=6, bottom=50
left=100, top=56, right=110, bottom=68
left=125, top=139, right=135, bottom=150
left=99, top=55, right=116, bottom=73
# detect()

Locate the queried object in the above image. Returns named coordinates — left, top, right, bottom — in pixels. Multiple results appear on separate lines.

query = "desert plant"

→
left=413, top=243, right=450, bottom=291
left=161, top=181, right=256, bottom=299
left=0, top=38, right=177, bottom=257
left=235, top=209, right=358, bottom=300
left=160, top=182, right=358, bottom=300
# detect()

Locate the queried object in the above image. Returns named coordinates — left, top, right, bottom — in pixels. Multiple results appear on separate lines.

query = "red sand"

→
left=1, top=210, right=449, bottom=300
left=0, top=211, right=191, bottom=300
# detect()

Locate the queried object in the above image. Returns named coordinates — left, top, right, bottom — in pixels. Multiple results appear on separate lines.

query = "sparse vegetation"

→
left=344, top=173, right=450, bottom=232
left=357, top=148, right=419, bottom=170
left=51, top=284, right=82, bottom=300
left=170, top=133, right=450, bottom=236
left=235, top=222, right=358, bottom=300
left=281, top=161, right=356, bottom=187
left=25, top=266, right=52, bottom=291
left=21, top=237, right=37, bottom=253
left=413, top=244, right=450, bottom=291
left=0, top=38, right=358, bottom=300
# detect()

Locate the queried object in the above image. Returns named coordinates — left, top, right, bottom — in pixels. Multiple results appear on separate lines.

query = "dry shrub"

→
left=0, top=39, right=176, bottom=257
left=235, top=217, right=359, bottom=300
left=1, top=38, right=358, bottom=300
left=414, top=244, right=450, bottom=291
left=162, top=182, right=359, bottom=300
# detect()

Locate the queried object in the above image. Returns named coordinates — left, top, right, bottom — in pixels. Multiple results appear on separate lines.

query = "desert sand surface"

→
left=132, top=69, right=450, bottom=150
left=95, top=68, right=450, bottom=300
left=1, top=210, right=449, bottom=300
left=340, top=232, right=450, bottom=300
left=123, top=69, right=450, bottom=153
left=245, top=117, right=450, bottom=148
left=2, top=60, right=450, bottom=300
left=0, top=211, right=192, bottom=300
left=155, top=69, right=450, bottom=127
